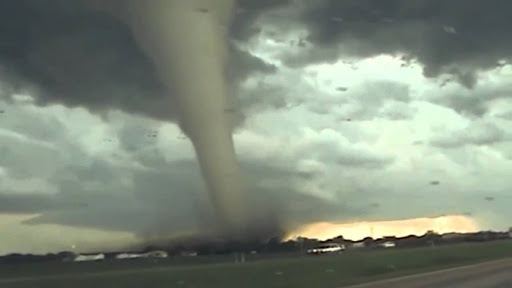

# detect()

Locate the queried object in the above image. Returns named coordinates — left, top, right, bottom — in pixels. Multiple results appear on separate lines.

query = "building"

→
left=180, top=251, right=198, bottom=257
left=351, top=242, right=366, bottom=249
left=145, top=250, right=168, bottom=258
left=115, top=253, right=143, bottom=260
left=441, top=233, right=466, bottom=240
left=115, top=250, right=168, bottom=260
left=74, top=254, right=105, bottom=262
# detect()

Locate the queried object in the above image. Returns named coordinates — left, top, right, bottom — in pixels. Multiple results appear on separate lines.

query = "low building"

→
left=351, top=242, right=366, bottom=249
left=115, top=250, right=168, bottom=260
left=58, top=252, right=78, bottom=262
left=441, top=233, right=466, bottom=240
left=145, top=250, right=168, bottom=258
left=180, top=251, right=198, bottom=257
left=115, top=253, right=143, bottom=260
left=74, top=254, right=105, bottom=262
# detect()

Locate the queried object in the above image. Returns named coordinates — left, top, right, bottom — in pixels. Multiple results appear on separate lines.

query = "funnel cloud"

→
left=118, top=0, right=251, bottom=238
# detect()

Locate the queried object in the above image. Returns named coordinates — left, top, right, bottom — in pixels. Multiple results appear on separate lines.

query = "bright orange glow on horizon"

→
left=286, top=215, right=479, bottom=241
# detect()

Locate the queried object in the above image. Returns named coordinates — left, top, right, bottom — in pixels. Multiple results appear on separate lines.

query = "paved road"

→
left=345, top=258, right=512, bottom=288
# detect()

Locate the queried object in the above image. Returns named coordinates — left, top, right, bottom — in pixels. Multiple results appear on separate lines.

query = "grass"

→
left=1, top=240, right=512, bottom=288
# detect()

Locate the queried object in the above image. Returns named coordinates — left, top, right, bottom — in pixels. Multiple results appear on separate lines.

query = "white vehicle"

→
left=307, top=243, right=345, bottom=254
left=381, top=241, right=396, bottom=248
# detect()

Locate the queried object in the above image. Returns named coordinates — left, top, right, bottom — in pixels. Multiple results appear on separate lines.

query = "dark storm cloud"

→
left=0, top=110, right=371, bottom=237
left=284, top=0, right=512, bottom=87
left=230, top=0, right=292, bottom=41
left=0, top=0, right=276, bottom=122
left=0, top=193, right=63, bottom=214
left=25, top=161, right=208, bottom=236
left=115, top=117, right=162, bottom=153
left=20, top=157, right=352, bottom=237
left=0, top=0, right=172, bottom=117
left=240, top=159, right=367, bottom=226
left=1, top=102, right=493, bottom=239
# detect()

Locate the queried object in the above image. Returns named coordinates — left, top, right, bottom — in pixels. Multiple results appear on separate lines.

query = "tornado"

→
left=105, top=0, right=246, bottom=237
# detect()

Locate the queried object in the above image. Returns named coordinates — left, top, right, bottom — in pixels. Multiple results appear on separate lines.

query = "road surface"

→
left=345, top=258, right=512, bottom=288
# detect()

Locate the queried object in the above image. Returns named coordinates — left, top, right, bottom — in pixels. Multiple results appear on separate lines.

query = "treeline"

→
left=0, top=252, right=75, bottom=265
left=1, top=230, right=510, bottom=265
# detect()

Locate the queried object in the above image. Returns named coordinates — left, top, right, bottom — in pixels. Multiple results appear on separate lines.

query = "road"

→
left=345, top=258, right=512, bottom=288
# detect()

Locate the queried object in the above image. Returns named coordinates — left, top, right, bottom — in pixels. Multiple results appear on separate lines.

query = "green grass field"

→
left=2, top=240, right=512, bottom=288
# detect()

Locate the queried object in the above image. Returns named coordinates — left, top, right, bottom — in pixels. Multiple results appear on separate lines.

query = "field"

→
left=2, top=240, right=512, bottom=288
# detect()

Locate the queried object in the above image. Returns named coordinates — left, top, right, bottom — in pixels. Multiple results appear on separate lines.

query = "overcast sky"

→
left=1, top=0, right=512, bottom=254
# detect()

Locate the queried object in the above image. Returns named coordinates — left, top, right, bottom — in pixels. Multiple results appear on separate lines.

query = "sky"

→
left=285, top=215, right=479, bottom=241
left=0, top=0, right=512, bottom=254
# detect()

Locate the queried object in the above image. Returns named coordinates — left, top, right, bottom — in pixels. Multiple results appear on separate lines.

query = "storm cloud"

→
left=277, top=0, right=512, bottom=87
left=0, top=0, right=276, bottom=123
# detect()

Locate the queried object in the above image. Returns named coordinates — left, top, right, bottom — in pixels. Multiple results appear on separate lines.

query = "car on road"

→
left=380, top=241, right=396, bottom=248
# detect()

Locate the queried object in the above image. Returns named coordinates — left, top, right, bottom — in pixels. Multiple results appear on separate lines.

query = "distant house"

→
left=115, top=250, right=168, bottom=260
left=465, top=231, right=509, bottom=242
left=74, top=254, right=105, bottom=262
left=441, top=233, right=466, bottom=240
left=180, top=251, right=198, bottom=257
left=115, top=253, right=142, bottom=260
left=394, top=235, right=424, bottom=248
left=58, top=252, right=78, bottom=262
left=145, top=250, right=168, bottom=258
left=351, top=242, right=366, bottom=249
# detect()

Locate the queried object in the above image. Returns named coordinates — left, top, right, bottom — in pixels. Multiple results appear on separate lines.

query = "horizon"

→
left=286, top=214, right=480, bottom=242
left=1, top=213, right=509, bottom=256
